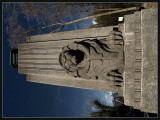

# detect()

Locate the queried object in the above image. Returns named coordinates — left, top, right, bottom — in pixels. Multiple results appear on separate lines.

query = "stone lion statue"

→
left=59, top=30, right=124, bottom=87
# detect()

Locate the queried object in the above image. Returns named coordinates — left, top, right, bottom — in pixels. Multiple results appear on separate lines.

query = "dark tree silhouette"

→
left=3, top=3, right=140, bottom=48
left=91, top=97, right=145, bottom=117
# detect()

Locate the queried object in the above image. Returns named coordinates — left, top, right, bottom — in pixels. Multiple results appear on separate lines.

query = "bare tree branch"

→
left=24, top=23, right=63, bottom=35
left=51, top=24, right=65, bottom=33
left=64, top=7, right=137, bottom=26
left=69, top=7, right=121, bottom=15
left=14, top=7, right=138, bottom=36
left=48, top=7, right=138, bottom=34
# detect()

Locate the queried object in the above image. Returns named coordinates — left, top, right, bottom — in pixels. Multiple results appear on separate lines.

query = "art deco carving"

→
left=59, top=30, right=124, bottom=87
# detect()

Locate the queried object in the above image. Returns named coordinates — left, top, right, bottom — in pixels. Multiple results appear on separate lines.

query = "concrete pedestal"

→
left=122, top=8, right=157, bottom=113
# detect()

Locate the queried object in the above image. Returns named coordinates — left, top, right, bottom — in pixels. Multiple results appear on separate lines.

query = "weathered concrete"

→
left=26, top=74, right=122, bottom=94
left=26, top=26, right=117, bottom=42
left=140, top=8, right=157, bottom=114
left=18, top=26, right=123, bottom=96
left=123, top=12, right=140, bottom=108
left=123, top=8, right=157, bottom=113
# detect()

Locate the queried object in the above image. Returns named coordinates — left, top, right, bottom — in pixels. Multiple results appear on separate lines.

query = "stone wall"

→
left=123, top=8, right=157, bottom=113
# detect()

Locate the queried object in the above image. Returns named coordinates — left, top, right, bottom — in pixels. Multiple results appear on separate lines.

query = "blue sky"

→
left=2, top=3, right=115, bottom=117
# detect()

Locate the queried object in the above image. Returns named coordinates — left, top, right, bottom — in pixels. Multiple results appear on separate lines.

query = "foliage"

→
left=3, top=3, right=84, bottom=48
left=3, top=3, right=142, bottom=48
left=89, top=3, right=142, bottom=28
left=91, top=99, right=123, bottom=117
left=145, top=3, right=157, bottom=8
left=3, top=3, right=57, bottom=48
left=91, top=97, right=145, bottom=117
left=91, top=110, right=116, bottom=117
left=93, top=100, right=116, bottom=111
left=91, top=99, right=117, bottom=117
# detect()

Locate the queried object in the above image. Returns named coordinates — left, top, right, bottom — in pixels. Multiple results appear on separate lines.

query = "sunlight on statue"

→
left=59, top=30, right=124, bottom=87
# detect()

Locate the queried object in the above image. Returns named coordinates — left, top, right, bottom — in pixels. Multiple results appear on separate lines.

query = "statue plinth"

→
left=122, top=8, right=157, bottom=113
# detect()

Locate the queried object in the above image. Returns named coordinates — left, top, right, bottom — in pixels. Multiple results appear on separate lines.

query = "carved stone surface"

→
left=59, top=30, right=124, bottom=87
left=17, top=8, right=157, bottom=114
left=18, top=26, right=123, bottom=95
left=123, top=8, right=157, bottom=114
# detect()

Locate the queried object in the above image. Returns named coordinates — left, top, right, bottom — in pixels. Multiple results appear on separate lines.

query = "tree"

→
left=3, top=3, right=93, bottom=48
left=3, top=3, right=58, bottom=48
left=89, top=3, right=142, bottom=28
left=91, top=99, right=117, bottom=117
left=3, top=3, right=140, bottom=48
left=91, top=97, right=146, bottom=117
